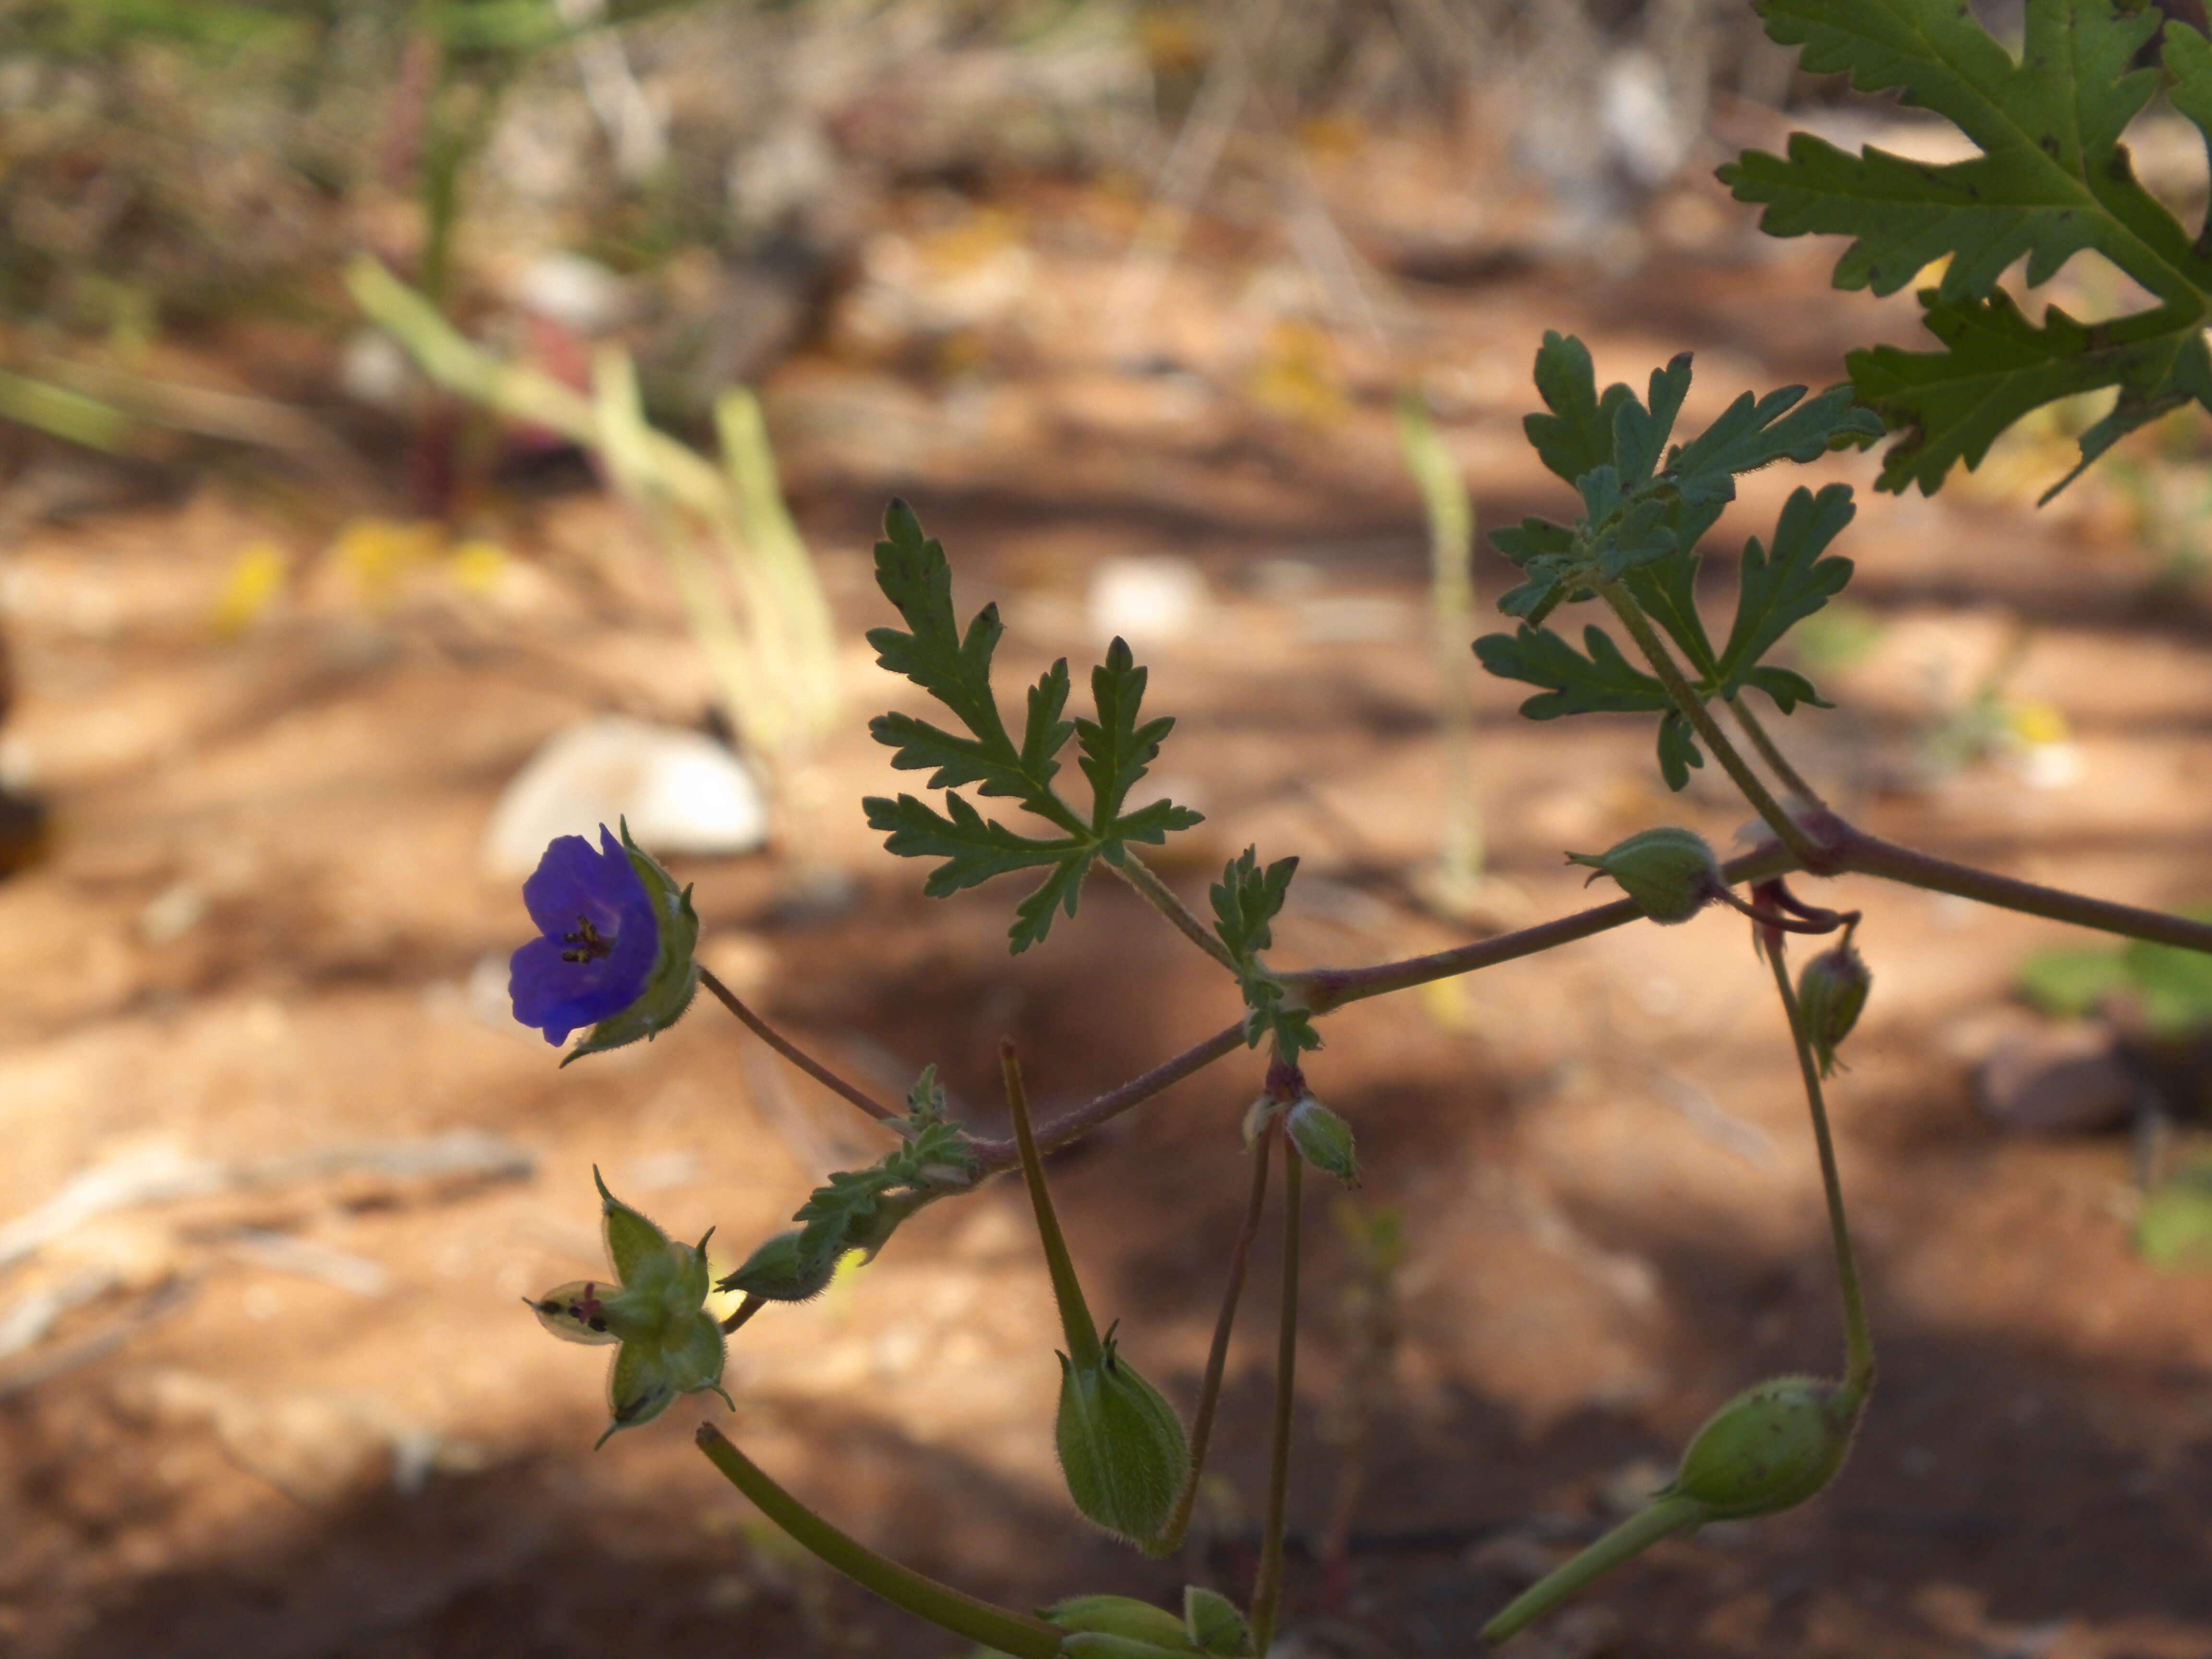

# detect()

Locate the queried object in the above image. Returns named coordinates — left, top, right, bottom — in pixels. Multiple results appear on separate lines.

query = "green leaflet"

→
left=1723, top=0, right=2212, bottom=496
left=1208, top=847, right=1317, bottom=1057
left=1476, top=337, right=1873, bottom=790
left=862, top=502, right=1202, bottom=952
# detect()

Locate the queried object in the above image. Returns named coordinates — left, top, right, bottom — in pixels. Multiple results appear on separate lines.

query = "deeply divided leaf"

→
left=1211, top=846, right=1298, bottom=964
left=1723, top=0, right=2212, bottom=495
left=863, top=504, right=1199, bottom=952
left=1473, top=625, right=1673, bottom=720
left=1717, top=483, right=1857, bottom=697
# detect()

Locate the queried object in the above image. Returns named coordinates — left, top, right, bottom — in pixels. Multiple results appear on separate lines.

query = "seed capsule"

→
left=1055, top=1329, right=1192, bottom=1552
left=1665, top=1373, right=1861, bottom=1519
left=1565, top=827, right=1724, bottom=926
left=1286, top=1095, right=1358, bottom=1186
left=1797, top=933, right=1871, bottom=1078
left=1044, top=1593, right=1198, bottom=1650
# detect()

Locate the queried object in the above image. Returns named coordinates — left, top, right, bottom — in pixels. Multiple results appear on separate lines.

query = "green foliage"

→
left=1724, top=0, right=2212, bottom=498
left=2020, top=923, right=2212, bottom=1036
left=864, top=503, right=1202, bottom=952
left=2137, top=1159, right=2212, bottom=1269
left=1209, top=847, right=1319, bottom=1057
left=1476, top=337, right=1877, bottom=788
left=720, top=1095, right=976, bottom=1299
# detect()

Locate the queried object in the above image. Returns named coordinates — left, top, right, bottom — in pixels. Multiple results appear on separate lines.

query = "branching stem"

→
left=1600, top=584, right=1822, bottom=867
left=1728, top=693, right=1826, bottom=810
left=698, top=967, right=899, bottom=1124
left=969, top=1023, right=1248, bottom=1172
left=1250, top=1149, right=1303, bottom=1657
left=1158, top=1122, right=1277, bottom=1552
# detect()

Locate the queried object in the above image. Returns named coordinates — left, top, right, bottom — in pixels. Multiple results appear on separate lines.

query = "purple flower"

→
left=510, top=827, right=659, bottom=1045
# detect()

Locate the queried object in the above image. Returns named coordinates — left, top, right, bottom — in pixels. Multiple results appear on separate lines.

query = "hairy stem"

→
left=1158, top=1122, right=1277, bottom=1552
left=1601, top=585, right=1822, bottom=867
left=720, top=1292, right=767, bottom=1335
left=698, top=967, right=900, bottom=1124
left=1836, top=828, right=2212, bottom=955
left=1250, top=1150, right=1304, bottom=1657
left=1728, top=694, right=1826, bottom=810
left=1111, top=851, right=1240, bottom=973
left=1481, top=1496, right=1705, bottom=1645
left=970, top=1022, right=1249, bottom=1172
left=1002, top=1040, right=1103, bottom=1367
left=1765, top=945, right=1875, bottom=1401
left=696, top=1425, right=1062, bottom=1659
left=1296, top=843, right=1801, bottom=1012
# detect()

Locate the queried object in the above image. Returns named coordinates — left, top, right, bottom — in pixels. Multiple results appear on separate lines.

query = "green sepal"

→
left=1044, top=1594, right=1199, bottom=1650
left=1565, top=827, right=1724, bottom=925
left=1183, top=1587, right=1254, bottom=1657
left=563, top=820, right=701, bottom=1065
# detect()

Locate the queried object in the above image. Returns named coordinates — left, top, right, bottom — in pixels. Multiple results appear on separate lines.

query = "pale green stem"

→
left=1110, top=852, right=1240, bottom=973
left=1398, top=387, right=1483, bottom=897
left=1765, top=944, right=1875, bottom=1402
left=695, top=1425, right=1062, bottom=1659
left=1599, top=584, right=1821, bottom=868
left=1480, top=1495, right=1705, bottom=1646
left=1002, top=1040, right=1103, bottom=1367
left=1157, top=1122, right=1277, bottom=1552
left=1727, top=694, right=1826, bottom=811
left=1249, top=1149, right=1304, bottom=1657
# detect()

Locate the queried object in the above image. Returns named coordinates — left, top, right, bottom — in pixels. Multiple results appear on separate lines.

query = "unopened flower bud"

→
left=720, top=1228, right=839, bottom=1302
left=1286, top=1095, right=1358, bottom=1187
left=1565, top=827, right=1723, bottom=925
left=1056, top=1328, right=1191, bottom=1552
left=1045, top=1593, right=1198, bottom=1650
left=1797, top=933, right=1870, bottom=1078
left=1665, top=1373, right=1860, bottom=1519
left=1184, top=1586, right=1254, bottom=1656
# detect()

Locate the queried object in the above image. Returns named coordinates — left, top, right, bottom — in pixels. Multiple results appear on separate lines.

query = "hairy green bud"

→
left=721, top=1228, right=839, bottom=1302
left=1045, top=1594, right=1198, bottom=1650
left=1286, top=1095, right=1358, bottom=1186
left=1055, top=1327, right=1191, bottom=1552
left=1565, top=827, right=1723, bottom=925
left=1183, top=1587, right=1253, bottom=1656
left=1666, top=1373, right=1860, bottom=1519
left=1797, top=933, right=1871, bottom=1078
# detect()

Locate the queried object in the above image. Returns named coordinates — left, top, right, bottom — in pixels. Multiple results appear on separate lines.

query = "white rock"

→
left=512, top=250, right=637, bottom=334
left=481, top=715, right=770, bottom=877
left=1087, top=555, right=1208, bottom=645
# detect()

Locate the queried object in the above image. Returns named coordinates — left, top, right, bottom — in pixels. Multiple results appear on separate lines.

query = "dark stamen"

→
left=561, top=914, right=615, bottom=963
